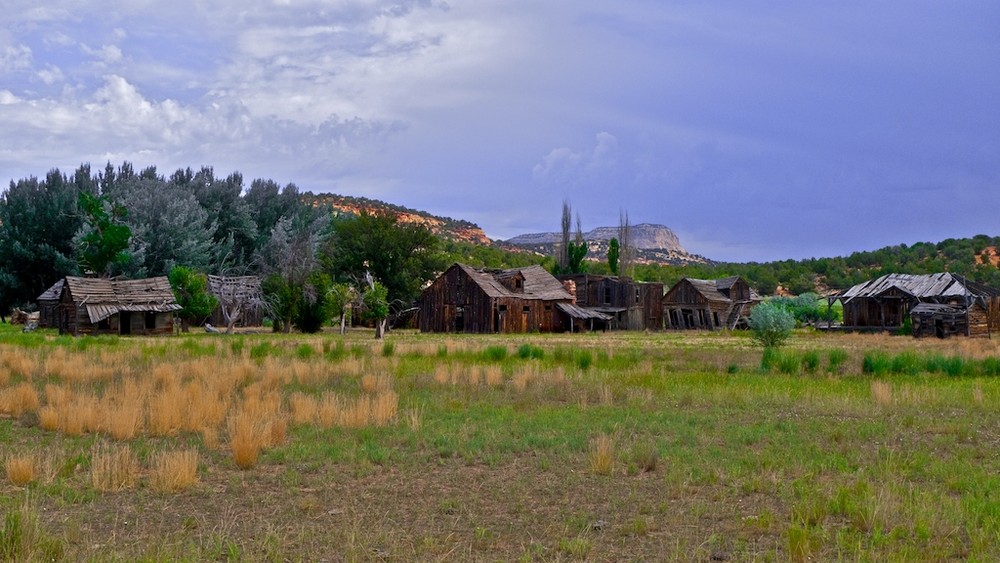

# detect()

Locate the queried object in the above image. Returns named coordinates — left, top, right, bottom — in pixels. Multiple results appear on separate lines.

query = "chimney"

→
left=562, top=280, right=577, bottom=304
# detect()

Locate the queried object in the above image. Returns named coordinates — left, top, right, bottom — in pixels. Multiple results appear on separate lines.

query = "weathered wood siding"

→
left=663, top=279, right=729, bottom=329
left=419, top=266, right=494, bottom=333
left=559, top=275, right=662, bottom=330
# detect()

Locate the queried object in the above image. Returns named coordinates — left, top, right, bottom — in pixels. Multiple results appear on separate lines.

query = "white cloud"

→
left=36, top=65, right=64, bottom=84
left=532, top=132, right=620, bottom=187
left=82, top=43, right=124, bottom=64
left=0, top=44, right=31, bottom=72
left=0, top=90, right=20, bottom=104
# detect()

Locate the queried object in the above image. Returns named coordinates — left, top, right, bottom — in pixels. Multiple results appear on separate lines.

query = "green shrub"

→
left=482, top=345, right=507, bottom=362
left=890, top=352, right=921, bottom=375
left=981, top=357, right=1000, bottom=376
left=802, top=350, right=820, bottom=373
left=575, top=350, right=593, bottom=371
left=295, top=343, right=315, bottom=360
left=862, top=351, right=891, bottom=375
left=749, top=302, right=796, bottom=348
left=381, top=341, right=395, bottom=357
left=516, top=344, right=544, bottom=360
left=827, top=349, right=849, bottom=372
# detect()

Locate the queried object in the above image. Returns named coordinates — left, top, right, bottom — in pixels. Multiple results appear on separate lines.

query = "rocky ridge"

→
left=504, top=224, right=709, bottom=266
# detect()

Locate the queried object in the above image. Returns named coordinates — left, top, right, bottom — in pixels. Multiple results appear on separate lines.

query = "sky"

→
left=1, top=1, right=998, bottom=262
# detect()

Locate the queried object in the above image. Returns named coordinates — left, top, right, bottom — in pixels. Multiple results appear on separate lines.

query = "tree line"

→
left=0, top=162, right=446, bottom=334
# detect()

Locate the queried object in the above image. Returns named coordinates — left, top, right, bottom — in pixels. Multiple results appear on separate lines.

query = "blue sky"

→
left=2, top=1, right=997, bottom=262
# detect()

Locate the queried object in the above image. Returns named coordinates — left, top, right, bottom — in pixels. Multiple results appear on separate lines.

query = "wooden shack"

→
left=58, top=276, right=181, bottom=336
left=836, top=273, right=1000, bottom=337
left=419, top=263, right=607, bottom=333
left=207, top=275, right=265, bottom=329
left=557, top=274, right=663, bottom=330
left=37, top=279, right=64, bottom=328
left=663, top=276, right=759, bottom=330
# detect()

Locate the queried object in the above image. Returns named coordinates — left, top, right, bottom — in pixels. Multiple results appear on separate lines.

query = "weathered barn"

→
left=58, top=276, right=181, bottom=336
left=663, top=276, right=760, bottom=330
left=37, top=279, right=64, bottom=328
left=419, top=263, right=607, bottom=333
left=836, top=272, right=1000, bottom=337
left=557, top=274, right=663, bottom=330
left=207, top=275, right=265, bottom=329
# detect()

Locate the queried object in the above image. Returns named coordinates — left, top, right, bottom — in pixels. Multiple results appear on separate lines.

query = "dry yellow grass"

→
left=150, top=449, right=199, bottom=492
left=1, top=382, right=40, bottom=417
left=589, top=433, right=615, bottom=476
left=228, top=411, right=264, bottom=469
left=147, top=383, right=186, bottom=436
left=871, top=380, right=893, bottom=407
left=317, top=393, right=342, bottom=428
left=371, top=390, right=399, bottom=426
left=598, top=385, right=614, bottom=405
left=484, top=366, right=503, bottom=386
left=289, top=392, right=319, bottom=425
left=1, top=347, right=36, bottom=377
left=361, top=373, right=392, bottom=393
left=38, top=406, right=59, bottom=431
left=6, top=453, right=36, bottom=486
left=406, top=405, right=423, bottom=431
left=91, top=442, right=139, bottom=491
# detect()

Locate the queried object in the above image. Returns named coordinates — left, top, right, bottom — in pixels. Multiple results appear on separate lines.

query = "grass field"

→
left=1, top=324, right=999, bottom=561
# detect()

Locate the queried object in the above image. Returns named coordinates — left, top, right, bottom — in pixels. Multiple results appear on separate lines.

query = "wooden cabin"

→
left=207, top=275, right=265, bottom=328
left=557, top=274, right=663, bottom=330
left=663, top=276, right=759, bottom=330
left=835, top=273, right=1000, bottom=337
left=37, top=279, right=64, bottom=328
left=58, top=276, right=181, bottom=336
left=419, top=264, right=608, bottom=333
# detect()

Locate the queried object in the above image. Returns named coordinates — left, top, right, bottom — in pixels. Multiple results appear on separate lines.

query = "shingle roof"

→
left=457, top=264, right=572, bottom=301
left=684, top=278, right=731, bottom=303
left=38, top=279, right=64, bottom=301
left=840, top=273, right=996, bottom=303
left=63, top=276, right=181, bottom=323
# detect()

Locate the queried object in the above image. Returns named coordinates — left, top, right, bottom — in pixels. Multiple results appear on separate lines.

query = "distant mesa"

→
left=504, top=224, right=709, bottom=266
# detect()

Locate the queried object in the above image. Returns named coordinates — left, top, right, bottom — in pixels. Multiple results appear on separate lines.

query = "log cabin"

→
left=58, top=276, right=181, bottom=336
left=663, top=276, right=760, bottom=330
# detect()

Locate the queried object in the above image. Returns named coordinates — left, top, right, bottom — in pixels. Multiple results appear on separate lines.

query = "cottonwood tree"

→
left=325, top=210, right=444, bottom=313
left=76, top=192, right=132, bottom=277
left=566, top=213, right=588, bottom=274
left=607, top=237, right=620, bottom=275
left=168, top=266, right=218, bottom=332
left=111, top=175, right=216, bottom=277
left=259, top=209, right=331, bottom=333
left=362, top=272, right=389, bottom=339
left=0, top=169, right=88, bottom=316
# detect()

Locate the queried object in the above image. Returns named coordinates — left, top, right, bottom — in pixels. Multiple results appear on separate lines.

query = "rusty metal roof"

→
left=556, top=302, right=612, bottom=320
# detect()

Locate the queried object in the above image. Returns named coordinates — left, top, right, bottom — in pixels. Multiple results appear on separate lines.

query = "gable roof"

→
left=63, top=276, right=182, bottom=323
left=840, top=273, right=999, bottom=304
left=456, top=264, right=572, bottom=301
left=38, top=279, right=64, bottom=301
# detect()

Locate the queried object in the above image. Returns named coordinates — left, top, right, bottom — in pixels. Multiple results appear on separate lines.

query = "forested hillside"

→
left=2, top=161, right=997, bottom=319
left=628, top=236, right=1000, bottom=295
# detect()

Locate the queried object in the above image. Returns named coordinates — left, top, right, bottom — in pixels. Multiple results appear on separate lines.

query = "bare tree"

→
left=208, top=274, right=268, bottom=334
left=618, top=209, right=635, bottom=279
